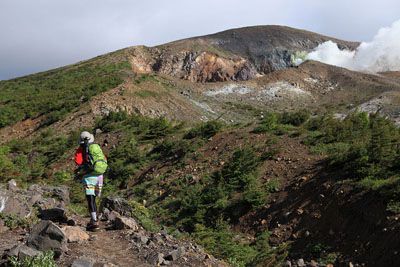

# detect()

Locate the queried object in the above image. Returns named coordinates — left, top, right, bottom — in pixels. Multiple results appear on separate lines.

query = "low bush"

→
left=279, top=110, right=310, bottom=126
left=9, top=251, right=56, bottom=267
left=252, top=113, right=279, bottom=133
left=184, top=120, right=223, bottom=139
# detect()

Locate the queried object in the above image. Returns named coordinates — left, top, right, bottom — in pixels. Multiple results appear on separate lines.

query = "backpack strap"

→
left=82, top=140, right=91, bottom=166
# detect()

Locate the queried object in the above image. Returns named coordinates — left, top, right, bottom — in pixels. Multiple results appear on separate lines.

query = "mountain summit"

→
left=129, top=25, right=359, bottom=82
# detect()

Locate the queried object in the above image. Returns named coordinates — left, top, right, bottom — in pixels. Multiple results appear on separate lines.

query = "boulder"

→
left=114, top=216, right=138, bottom=230
left=61, top=226, right=90, bottom=243
left=5, top=244, right=42, bottom=261
left=100, top=197, right=132, bottom=216
left=38, top=207, right=68, bottom=223
left=0, top=189, right=31, bottom=217
left=26, top=220, right=66, bottom=256
left=0, top=184, right=70, bottom=220
left=106, top=211, right=120, bottom=222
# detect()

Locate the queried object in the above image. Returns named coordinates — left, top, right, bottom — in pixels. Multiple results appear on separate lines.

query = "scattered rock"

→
left=114, top=216, right=139, bottom=230
left=297, top=258, right=306, bottom=267
left=27, top=220, right=66, bottom=257
left=151, top=233, right=165, bottom=245
left=0, top=219, right=9, bottom=233
left=296, top=208, right=304, bottom=215
left=7, top=179, right=18, bottom=191
left=165, top=246, right=186, bottom=261
left=132, top=232, right=149, bottom=245
left=95, top=263, right=118, bottom=267
left=67, top=218, right=77, bottom=226
left=148, top=252, right=165, bottom=265
left=89, top=235, right=98, bottom=242
left=310, top=259, right=318, bottom=267
left=95, top=128, right=103, bottom=135
left=284, top=260, right=292, bottom=267
left=71, top=257, right=96, bottom=267
left=61, top=226, right=90, bottom=243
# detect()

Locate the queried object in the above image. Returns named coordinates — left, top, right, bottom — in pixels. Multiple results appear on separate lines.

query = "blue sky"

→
left=1, top=0, right=399, bottom=80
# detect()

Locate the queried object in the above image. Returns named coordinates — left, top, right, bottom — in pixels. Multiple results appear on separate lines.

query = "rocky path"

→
left=0, top=182, right=224, bottom=266
left=59, top=220, right=149, bottom=267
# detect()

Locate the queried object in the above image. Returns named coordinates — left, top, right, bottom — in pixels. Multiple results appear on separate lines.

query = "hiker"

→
left=74, top=131, right=108, bottom=231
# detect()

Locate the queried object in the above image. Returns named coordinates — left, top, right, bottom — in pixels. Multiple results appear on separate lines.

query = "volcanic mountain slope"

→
left=128, top=25, right=359, bottom=82
left=1, top=25, right=398, bottom=140
left=3, top=59, right=400, bottom=144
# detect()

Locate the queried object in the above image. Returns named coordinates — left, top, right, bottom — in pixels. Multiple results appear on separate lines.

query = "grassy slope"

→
left=0, top=51, right=131, bottom=128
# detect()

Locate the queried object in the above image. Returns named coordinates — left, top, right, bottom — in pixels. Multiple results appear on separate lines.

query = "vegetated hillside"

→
left=2, top=25, right=400, bottom=266
left=0, top=51, right=131, bottom=128
left=3, top=110, right=400, bottom=266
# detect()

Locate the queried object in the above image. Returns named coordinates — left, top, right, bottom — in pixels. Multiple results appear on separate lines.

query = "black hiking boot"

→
left=86, top=220, right=100, bottom=232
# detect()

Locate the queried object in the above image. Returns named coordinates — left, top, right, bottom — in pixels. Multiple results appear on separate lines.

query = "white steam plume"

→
left=306, top=19, right=400, bottom=72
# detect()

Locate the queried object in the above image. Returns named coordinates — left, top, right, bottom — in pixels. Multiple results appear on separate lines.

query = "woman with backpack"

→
left=74, top=131, right=108, bottom=231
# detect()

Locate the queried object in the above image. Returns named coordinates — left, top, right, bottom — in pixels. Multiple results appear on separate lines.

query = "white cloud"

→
left=306, top=19, right=400, bottom=72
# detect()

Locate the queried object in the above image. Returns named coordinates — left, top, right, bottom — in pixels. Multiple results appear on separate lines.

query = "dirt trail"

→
left=58, top=219, right=150, bottom=267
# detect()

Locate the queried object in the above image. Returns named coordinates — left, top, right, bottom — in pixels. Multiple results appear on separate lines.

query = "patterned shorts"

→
left=83, top=174, right=103, bottom=196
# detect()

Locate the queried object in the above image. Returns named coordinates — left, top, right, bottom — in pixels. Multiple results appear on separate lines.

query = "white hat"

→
left=79, top=131, right=94, bottom=144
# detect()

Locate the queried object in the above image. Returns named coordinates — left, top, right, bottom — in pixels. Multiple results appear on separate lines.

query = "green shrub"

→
left=192, top=223, right=258, bottom=267
left=221, top=148, right=261, bottom=191
left=305, top=112, right=400, bottom=180
left=96, top=112, right=175, bottom=139
left=279, top=110, right=310, bottom=126
left=252, top=113, right=278, bottom=133
left=251, top=231, right=277, bottom=266
left=129, top=200, right=161, bottom=232
left=184, top=121, right=223, bottom=139
left=9, top=250, right=56, bottom=267
left=387, top=200, right=400, bottom=213
left=0, top=146, right=16, bottom=181
left=260, top=147, right=280, bottom=160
